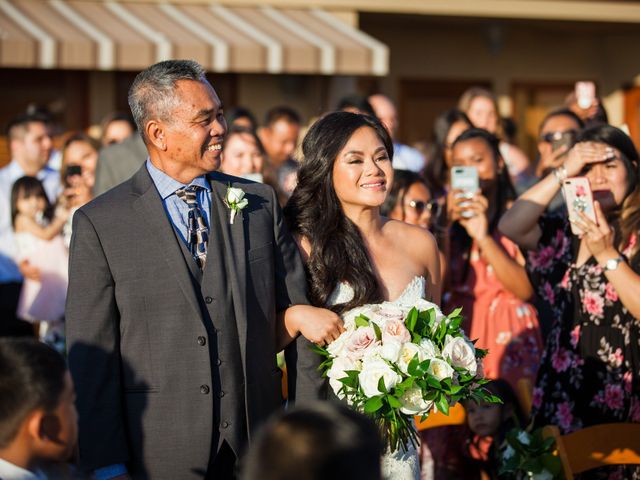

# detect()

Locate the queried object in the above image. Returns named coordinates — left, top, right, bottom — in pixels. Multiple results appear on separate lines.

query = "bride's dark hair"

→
left=284, top=111, right=394, bottom=314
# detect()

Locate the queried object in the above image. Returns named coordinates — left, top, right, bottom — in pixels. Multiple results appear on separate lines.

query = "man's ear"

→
left=25, top=409, right=46, bottom=442
left=146, top=120, right=167, bottom=151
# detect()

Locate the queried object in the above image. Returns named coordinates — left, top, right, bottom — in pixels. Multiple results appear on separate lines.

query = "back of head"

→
left=337, top=94, right=376, bottom=117
left=128, top=59, right=206, bottom=144
left=0, top=338, right=67, bottom=449
left=263, top=106, right=301, bottom=128
left=242, top=402, right=382, bottom=480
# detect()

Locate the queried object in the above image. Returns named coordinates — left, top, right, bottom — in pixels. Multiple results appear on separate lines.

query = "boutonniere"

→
left=224, top=185, right=249, bottom=224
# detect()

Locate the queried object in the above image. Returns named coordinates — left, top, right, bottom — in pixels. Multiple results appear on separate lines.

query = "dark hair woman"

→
left=446, top=128, right=542, bottom=392
left=499, top=124, right=640, bottom=479
left=284, top=111, right=441, bottom=315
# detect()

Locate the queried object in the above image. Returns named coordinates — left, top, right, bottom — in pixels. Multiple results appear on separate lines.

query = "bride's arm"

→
left=275, top=235, right=344, bottom=350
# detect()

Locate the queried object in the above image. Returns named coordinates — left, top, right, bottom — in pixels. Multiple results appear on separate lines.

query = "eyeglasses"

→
left=540, top=129, right=578, bottom=144
left=408, top=199, right=439, bottom=215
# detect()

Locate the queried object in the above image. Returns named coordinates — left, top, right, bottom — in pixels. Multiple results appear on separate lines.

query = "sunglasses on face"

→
left=407, top=199, right=439, bottom=215
left=539, top=129, right=578, bottom=144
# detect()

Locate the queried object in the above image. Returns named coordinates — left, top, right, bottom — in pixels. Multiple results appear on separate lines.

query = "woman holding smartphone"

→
left=446, top=128, right=542, bottom=390
left=499, top=125, right=640, bottom=474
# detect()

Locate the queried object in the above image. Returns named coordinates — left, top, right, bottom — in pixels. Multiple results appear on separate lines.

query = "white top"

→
left=0, top=458, right=46, bottom=480
left=392, top=143, right=425, bottom=173
left=0, top=160, right=61, bottom=283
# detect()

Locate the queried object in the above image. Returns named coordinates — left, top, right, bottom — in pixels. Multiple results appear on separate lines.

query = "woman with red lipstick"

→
left=500, top=124, right=640, bottom=479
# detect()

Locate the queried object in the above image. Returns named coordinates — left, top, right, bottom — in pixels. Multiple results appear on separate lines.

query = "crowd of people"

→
left=0, top=58, right=638, bottom=480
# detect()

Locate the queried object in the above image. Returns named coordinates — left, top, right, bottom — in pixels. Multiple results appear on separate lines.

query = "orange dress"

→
left=445, top=231, right=542, bottom=390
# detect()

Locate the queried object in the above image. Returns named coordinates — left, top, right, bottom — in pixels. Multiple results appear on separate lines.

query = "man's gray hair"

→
left=128, top=60, right=206, bottom=143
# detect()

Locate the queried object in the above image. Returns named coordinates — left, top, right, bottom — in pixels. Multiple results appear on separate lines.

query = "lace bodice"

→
left=327, top=275, right=427, bottom=308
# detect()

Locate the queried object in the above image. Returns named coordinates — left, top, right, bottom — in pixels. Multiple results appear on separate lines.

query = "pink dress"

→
left=446, top=232, right=542, bottom=389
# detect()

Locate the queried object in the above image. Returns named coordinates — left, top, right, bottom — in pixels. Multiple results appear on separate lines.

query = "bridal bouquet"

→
left=312, top=299, right=497, bottom=452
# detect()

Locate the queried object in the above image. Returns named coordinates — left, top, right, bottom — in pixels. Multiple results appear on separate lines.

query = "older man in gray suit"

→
left=66, top=60, right=339, bottom=480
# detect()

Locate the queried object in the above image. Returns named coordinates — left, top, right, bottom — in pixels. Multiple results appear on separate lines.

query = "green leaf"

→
left=407, top=353, right=421, bottom=376
left=448, top=307, right=463, bottom=318
left=364, top=395, right=384, bottom=413
left=435, top=394, right=450, bottom=415
left=354, top=314, right=370, bottom=327
left=405, top=308, right=418, bottom=332
left=377, top=376, right=387, bottom=394
left=372, top=321, right=382, bottom=341
left=387, top=395, right=402, bottom=408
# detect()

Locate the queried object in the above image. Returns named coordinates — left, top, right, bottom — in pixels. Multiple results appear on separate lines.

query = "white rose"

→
left=502, top=444, right=515, bottom=460
left=531, top=469, right=553, bottom=480
left=382, top=318, right=411, bottom=345
left=346, top=326, right=379, bottom=361
left=441, top=335, right=477, bottom=375
left=427, top=358, right=455, bottom=381
left=226, top=187, right=246, bottom=204
left=379, top=341, right=402, bottom=363
left=327, top=356, right=358, bottom=399
left=358, top=357, right=401, bottom=398
left=419, top=338, right=440, bottom=359
left=399, top=386, right=434, bottom=415
left=517, top=430, right=531, bottom=446
left=326, top=330, right=354, bottom=358
left=398, top=343, right=427, bottom=375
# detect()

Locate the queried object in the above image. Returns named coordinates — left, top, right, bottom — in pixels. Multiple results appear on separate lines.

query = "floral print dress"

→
left=527, top=214, right=640, bottom=479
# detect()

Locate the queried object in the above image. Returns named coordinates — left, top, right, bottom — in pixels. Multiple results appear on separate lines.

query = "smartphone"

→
left=575, top=81, right=596, bottom=110
left=451, top=166, right=479, bottom=219
left=65, top=165, right=82, bottom=178
left=551, top=131, right=575, bottom=154
left=562, top=177, right=597, bottom=235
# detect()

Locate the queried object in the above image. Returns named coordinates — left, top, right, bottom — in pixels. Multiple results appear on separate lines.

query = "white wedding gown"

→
left=327, top=276, right=425, bottom=480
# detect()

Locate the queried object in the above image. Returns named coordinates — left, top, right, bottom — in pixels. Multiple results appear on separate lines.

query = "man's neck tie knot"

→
left=175, top=185, right=208, bottom=269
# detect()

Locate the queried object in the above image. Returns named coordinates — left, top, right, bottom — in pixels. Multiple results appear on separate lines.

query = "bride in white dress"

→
left=283, top=111, right=442, bottom=479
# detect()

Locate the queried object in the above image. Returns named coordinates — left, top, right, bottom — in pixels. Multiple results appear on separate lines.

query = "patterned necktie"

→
left=175, top=186, right=209, bottom=269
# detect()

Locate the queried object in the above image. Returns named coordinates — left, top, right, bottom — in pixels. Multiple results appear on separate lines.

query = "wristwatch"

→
left=603, top=256, right=625, bottom=272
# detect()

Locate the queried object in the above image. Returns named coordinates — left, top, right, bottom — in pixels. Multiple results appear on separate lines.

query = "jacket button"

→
left=205, top=296, right=213, bottom=304
left=216, top=358, right=222, bottom=366
left=197, top=336, right=206, bottom=346
left=221, top=421, right=229, bottom=429
left=200, top=385, right=210, bottom=394
left=218, top=391, right=225, bottom=398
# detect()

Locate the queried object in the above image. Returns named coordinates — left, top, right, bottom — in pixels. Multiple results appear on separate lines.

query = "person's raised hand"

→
left=458, top=193, right=489, bottom=242
left=573, top=201, right=616, bottom=260
left=536, top=144, right=569, bottom=177
left=564, top=142, right=613, bottom=178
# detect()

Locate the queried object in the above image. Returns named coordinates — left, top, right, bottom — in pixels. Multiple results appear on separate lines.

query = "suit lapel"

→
left=131, top=166, right=202, bottom=319
left=209, top=174, right=248, bottom=365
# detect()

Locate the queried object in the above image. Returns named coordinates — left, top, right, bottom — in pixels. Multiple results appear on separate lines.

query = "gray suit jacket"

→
left=93, top=134, right=147, bottom=196
left=66, top=165, right=321, bottom=479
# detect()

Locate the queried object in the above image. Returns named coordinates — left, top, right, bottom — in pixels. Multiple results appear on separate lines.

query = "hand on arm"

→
left=277, top=305, right=344, bottom=351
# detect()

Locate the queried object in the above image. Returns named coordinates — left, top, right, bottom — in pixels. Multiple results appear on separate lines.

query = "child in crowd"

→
left=462, top=379, right=526, bottom=479
left=11, top=176, right=69, bottom=350
left=0, top=338, right=79, bottom=480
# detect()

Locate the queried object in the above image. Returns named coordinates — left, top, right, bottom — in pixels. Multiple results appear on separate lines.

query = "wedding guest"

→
left=458, top=88, right=531, bottom=192
left=220, top=125, right=266, bottom=182
left=0, top=113, right=58, bottom=323
left=241, top=402, right=382, bottom=480
left=100, top=112, right=136, bottom=147
left=446, top=128, right=542, bottom=390
left=0, top=337, right=78, bottom=480
left=369, top=94, right=425, bottom=172
left=336, top=94, right=375, bottom=116
left=534, top=108, right=584, bottom=181
left=226, top=107, right=258, bottom=131
left=499, top=124, right=640, bottom=478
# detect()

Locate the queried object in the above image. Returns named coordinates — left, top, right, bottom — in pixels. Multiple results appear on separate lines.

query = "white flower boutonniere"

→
left=224, top=185, right=249, bottom=224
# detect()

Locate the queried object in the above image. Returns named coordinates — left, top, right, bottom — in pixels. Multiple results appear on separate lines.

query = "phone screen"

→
left=450, top=166, right=479, bottom=193
left=575, top=81, right=596, bottom=110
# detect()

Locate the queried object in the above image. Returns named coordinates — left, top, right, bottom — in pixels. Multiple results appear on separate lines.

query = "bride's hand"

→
left=286, top=305, right=345, bottom=346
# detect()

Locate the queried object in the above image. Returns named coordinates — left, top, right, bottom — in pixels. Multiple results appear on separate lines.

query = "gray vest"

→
left=173, top=205, right=247, bottom=458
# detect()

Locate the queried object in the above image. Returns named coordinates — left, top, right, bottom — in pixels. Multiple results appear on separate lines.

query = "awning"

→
left=0, top=0, right=389, bottom=75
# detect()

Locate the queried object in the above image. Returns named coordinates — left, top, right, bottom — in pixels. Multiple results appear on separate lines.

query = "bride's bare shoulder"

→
left=383, top=219, right=438, bottom=253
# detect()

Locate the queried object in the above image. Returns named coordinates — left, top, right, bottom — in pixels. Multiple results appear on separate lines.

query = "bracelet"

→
left=553, top=165, right=567, bottom=186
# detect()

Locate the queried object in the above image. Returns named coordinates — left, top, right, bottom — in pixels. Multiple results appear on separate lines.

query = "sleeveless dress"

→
left=327, top=276, right=427, bottom=480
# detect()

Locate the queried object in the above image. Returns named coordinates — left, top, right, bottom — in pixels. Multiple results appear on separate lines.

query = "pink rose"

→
left=529, top=246, right=554, bottom=270
left=532, top=387, right=543, bottom=409
left=608, top=348, right=624, bottom=368
left=556, top=402, right=574, bottom=431
left=583, top=291, right=604, bottom=316
left=382, top=318, right=411, bottom=344
left=346, top=327, right=379, bottom=360
left=624, top=371, right=633, bottom=393
left=605, top=283, right=619, bottom=302
left=551, top=348, right=571, bottom=372
left=570, top=326, right=581, bottom=349
left=604, top=384, right=624, bottom=410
